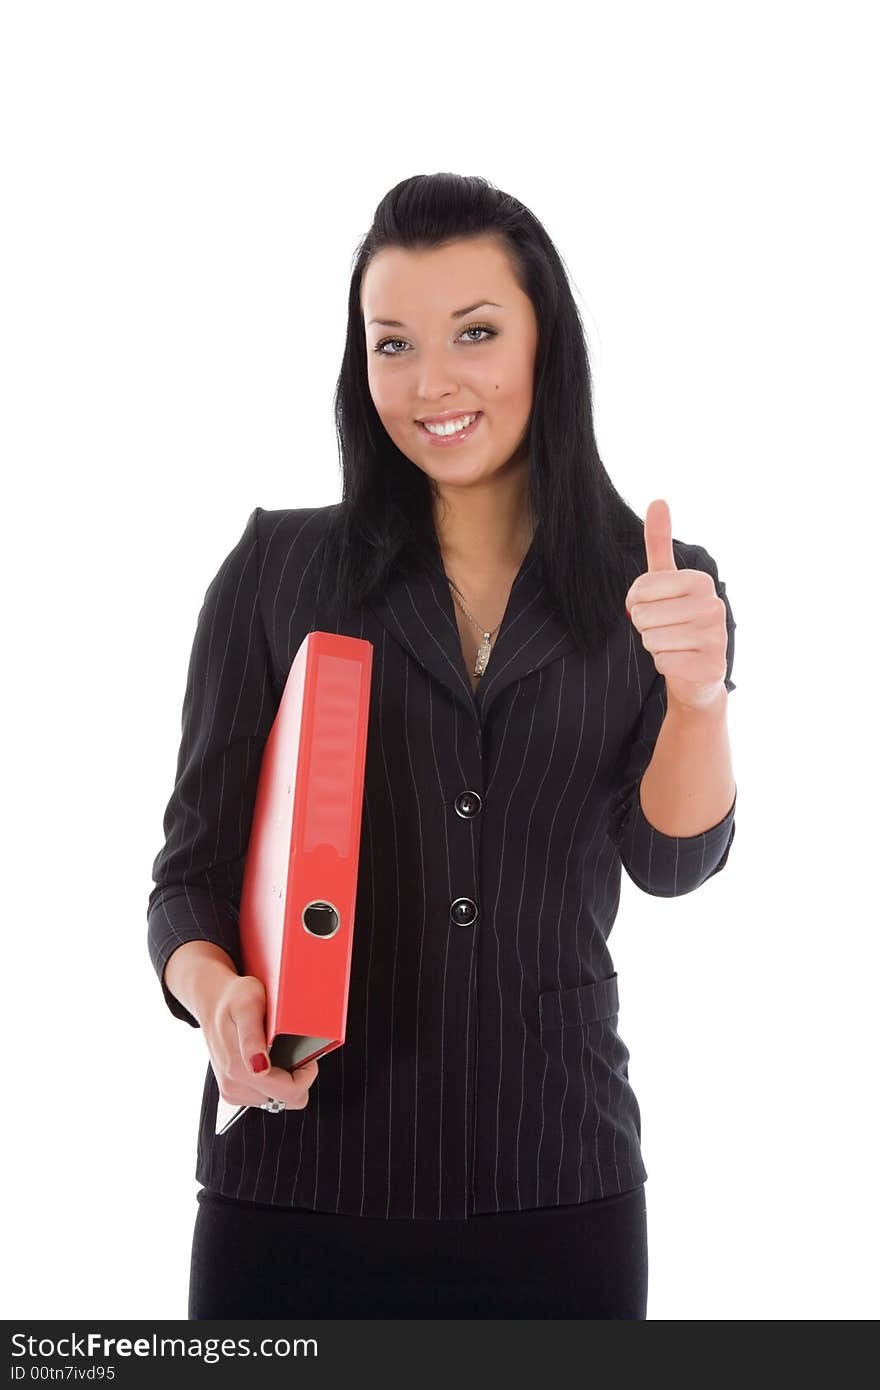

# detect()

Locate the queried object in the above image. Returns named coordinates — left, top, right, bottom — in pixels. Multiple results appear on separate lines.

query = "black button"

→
left=450, top=897, right=478, bottom=927
left=454, top=790, right=482, bottom=819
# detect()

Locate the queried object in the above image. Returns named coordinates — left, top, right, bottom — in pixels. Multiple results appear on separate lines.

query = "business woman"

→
left=148, top=172, right=737, bottom=1320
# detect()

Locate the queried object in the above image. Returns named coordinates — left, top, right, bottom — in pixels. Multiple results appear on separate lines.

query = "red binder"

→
left=215, top=629, right=373, bottom=1135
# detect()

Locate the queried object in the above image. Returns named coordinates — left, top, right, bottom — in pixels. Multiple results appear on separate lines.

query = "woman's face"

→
left=360, top=236, right=539, bottom=497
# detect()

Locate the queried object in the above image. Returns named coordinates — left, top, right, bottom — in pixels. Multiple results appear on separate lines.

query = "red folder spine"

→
left=239, top=631, right=373, bottom=1068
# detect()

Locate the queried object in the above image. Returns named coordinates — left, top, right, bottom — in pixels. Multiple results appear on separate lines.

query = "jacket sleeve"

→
left=146, top=506, right=279, bottom=1026
left=607, top=543, right=737, bottom=898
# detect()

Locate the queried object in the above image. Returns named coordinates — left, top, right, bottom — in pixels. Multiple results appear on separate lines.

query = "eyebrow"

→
left=367, top=300, right=504, bottom=328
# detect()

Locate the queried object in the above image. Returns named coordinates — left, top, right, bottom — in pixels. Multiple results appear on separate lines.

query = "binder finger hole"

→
left=302, top=900, right=341, bottom=938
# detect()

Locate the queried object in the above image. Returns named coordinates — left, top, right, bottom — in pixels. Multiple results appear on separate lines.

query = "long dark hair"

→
left=321, top=171, right=650, bottom=661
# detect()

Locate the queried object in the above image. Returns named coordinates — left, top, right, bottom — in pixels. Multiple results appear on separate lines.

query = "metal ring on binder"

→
left=302, top=900, right=341, bottom=938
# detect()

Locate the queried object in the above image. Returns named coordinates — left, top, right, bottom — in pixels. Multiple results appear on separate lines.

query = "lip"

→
left=416, top=411, right=484, bottom=447
left=415, top=409, right=481, bottom=424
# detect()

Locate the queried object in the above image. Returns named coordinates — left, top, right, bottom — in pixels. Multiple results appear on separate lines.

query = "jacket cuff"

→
left=614, top=788, right=737, bottom=898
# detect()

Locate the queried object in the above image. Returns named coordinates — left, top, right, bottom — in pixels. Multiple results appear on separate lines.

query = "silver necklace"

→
left=447, top=577, right=502, bottom=678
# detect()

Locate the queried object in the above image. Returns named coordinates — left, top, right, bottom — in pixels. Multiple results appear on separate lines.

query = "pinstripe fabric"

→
left=147, top=503, right=737, bottom=1220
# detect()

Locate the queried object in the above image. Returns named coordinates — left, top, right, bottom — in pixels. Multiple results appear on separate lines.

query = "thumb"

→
left=228, top=984, right=272, bottom=1075
left=643, top=497, right=677, bottom=573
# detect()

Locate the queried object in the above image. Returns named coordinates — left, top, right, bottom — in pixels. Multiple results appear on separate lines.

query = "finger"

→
left=259, top=1058, right=319, bottom=1109
left=223, top=1057, right=319, bottom=1111
left=644, top=498, right=677, bottom=573
left=217, top=1074, right=301, bottom=1110
left=634, top=593, right=703, bottom=631
left=290, top=1057, right=321, bottom=1080
left=269, top=1053, right=320, bottom=1100
left=228, top=985, right=318, bottom=1107
left=241, top=1042, right=320, bottom=1108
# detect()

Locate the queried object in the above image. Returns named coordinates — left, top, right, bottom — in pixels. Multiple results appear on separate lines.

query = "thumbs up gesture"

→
left=624, top=499, right=729, bottom=713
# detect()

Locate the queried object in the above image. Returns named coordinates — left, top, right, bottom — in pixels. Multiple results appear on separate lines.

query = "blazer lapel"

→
left=366, top=534, right=580, bottom=725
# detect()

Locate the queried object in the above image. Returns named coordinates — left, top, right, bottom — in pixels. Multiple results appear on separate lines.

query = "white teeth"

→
left=422, top=413, right=478, bottom=436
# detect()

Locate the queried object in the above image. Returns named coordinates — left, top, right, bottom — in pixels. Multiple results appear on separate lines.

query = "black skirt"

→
left=188, top=1181, right=648, bottom=1319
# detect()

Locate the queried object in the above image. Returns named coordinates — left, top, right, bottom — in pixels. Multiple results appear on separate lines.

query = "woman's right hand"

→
left=200, top=971, right=320, bottom=1112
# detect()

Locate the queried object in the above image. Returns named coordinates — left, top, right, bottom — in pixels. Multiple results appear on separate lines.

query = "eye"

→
left=461, top=325, right=494, bottom=343
left=372, top=323, right=498, bottom=356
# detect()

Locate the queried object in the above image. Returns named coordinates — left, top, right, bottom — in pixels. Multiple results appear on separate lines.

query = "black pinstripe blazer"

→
left=147, top=503, right=737, bottom=1220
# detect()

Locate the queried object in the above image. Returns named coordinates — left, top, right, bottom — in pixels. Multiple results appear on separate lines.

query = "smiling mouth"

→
left=416, top=412, right=483, bottom=435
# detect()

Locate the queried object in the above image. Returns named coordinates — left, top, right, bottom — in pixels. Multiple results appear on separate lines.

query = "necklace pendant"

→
left=474, top=634, right=492, bottom=677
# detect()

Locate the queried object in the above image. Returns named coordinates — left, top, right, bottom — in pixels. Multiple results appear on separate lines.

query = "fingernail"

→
left=250, top=1053, right=269, bottom=1073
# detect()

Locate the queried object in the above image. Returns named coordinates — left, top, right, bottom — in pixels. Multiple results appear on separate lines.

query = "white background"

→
left=3, top=0, right=877, bottom=1321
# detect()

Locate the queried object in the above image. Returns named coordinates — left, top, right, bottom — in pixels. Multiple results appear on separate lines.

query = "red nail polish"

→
left=250, top=1053, right=269, bottom=1073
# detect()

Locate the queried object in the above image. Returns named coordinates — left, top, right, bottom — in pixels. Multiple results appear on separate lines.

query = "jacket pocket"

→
left=539, top=972, right=620, bottom=1034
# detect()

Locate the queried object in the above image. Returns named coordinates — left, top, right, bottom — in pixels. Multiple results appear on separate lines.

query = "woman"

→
left=149, top=173, right=737, bottom=1319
